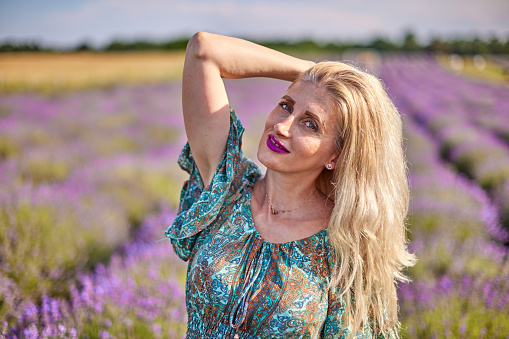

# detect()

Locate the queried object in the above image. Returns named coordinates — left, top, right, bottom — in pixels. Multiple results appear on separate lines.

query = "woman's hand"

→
left=182, top=32, right=314, bottom=186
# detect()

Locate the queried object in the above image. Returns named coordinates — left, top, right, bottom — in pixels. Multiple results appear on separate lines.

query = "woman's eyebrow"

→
left=282, top=94, right=324, bottom=127
left=305, top=111, right=323, bottom=127
left=282, top=95, right=295, bottom=104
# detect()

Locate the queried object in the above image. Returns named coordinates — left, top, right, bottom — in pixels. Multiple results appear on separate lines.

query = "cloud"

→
left=2, top=0, right=508, bottom=46
left=42, top=0, right=391, bottom=41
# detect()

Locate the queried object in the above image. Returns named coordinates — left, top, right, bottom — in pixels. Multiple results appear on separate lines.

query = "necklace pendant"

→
left=271, top=209, right=278, bottom=215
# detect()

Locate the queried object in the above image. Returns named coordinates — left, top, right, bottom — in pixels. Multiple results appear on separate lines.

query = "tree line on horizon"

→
left=1, top=32, right=509, bottom=55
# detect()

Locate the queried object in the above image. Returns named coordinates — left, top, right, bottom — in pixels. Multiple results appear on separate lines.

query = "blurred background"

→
left=1, top=0, right=509, bottom=338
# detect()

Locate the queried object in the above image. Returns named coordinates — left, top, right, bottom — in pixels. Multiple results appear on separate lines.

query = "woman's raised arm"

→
left=182, top=32, right=314, bottom=186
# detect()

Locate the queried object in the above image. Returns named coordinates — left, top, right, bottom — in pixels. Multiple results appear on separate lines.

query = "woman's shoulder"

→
left=177, top=108, right=261, bottom=187
left=166, top=108, right=261, bottom=261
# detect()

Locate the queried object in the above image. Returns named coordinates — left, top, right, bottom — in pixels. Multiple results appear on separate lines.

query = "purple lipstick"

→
left=267, top=134, right=290, bottom=153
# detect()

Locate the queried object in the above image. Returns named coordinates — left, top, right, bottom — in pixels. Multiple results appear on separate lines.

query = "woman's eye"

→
left=304, top=120, right=317, bottom=131
left=279, top=102, right=291, bottom=112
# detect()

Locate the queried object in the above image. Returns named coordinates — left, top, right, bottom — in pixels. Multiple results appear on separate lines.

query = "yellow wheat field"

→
left=436, top=54, right=509, bottom=85
left=0, top=51, right=186, bottom=94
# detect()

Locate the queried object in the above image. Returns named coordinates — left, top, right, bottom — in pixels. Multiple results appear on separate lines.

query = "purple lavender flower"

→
left=23, top=323, right=39, bottom=339
left=50, top=299, right=61, bottom=323
left=439, top=276, right=453, bottom=294
left=42, top=324, right=57, bottom=337
left=58, top=324, right=66, bottom=337
left=21, top=303, right=39, bottom=324
left=99, top=330, right=112, bottom=339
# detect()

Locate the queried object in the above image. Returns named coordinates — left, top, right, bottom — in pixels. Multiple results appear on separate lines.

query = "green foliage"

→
left=23, top=158, right=70, bottom=184
left=401, top=31, right=421, bottom=52
left=2, top=34, right=509, bottom=54
left=74, top=42, right=93, bottom=51
left=144, top=126, right=179, bottom=144
left=0, top=203, right=121, bottom=301
left=401, top=296, right=509, bottom=338
left=0, top=41, right=46, bottom=52
left=80, top=308, right=186, bottom=339
left=99, top=166, right=181, bottom=227
left=0, top=136, right=18, bottom=159
left=464, top=257, right=500, bottom=277
left=104, top=37, right=190, bottom=52
left=427, top=36, right=509, bottom=55
left=368, top=37, right=399, bottom=52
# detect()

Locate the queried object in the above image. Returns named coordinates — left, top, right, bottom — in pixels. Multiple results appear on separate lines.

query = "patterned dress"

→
left=166, top=109, right=386, bottom=338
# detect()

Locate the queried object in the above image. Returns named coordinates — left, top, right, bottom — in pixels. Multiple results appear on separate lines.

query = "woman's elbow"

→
left=186, top=31, right=214, bottom=60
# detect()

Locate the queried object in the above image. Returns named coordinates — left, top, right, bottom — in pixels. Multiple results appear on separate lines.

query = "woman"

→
left=166, top=32, right=416, bottom=338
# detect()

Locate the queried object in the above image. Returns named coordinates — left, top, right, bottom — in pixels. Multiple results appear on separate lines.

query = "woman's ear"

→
left=326, top=154, right=340, bottom=170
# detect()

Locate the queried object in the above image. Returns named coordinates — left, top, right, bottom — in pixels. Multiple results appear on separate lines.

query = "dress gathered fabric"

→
left=165, top=109, right=387, bottom=339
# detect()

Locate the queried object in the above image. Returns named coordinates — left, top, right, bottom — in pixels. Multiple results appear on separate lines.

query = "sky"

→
left=1, top=0, right=508, bottom=48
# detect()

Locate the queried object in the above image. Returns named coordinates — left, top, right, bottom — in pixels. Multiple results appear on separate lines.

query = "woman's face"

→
left=257, top=80, right=340, bottom=176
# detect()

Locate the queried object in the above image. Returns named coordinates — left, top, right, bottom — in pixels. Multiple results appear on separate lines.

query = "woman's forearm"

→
left=186, top=32, right=315, bottom=82
left=181, top=32, right=313, bottom=186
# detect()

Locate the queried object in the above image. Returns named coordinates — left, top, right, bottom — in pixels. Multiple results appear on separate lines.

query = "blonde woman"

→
left=165, top=32, right=416, bottom=338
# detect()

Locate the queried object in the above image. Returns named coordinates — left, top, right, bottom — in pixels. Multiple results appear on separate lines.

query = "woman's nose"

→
left=274, top=116, right=293, bottom=137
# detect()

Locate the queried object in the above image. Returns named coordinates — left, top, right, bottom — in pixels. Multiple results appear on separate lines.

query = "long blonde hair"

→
left=300, top=62, right=416, bottom=337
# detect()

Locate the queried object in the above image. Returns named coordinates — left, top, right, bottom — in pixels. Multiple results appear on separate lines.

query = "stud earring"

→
left=326, top=163, right=333, bottom=170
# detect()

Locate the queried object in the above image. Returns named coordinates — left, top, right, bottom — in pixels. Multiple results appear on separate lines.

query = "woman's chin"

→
left=257, top=148, right=276, bottom=170
left=257, top=151, right=287, bottom=174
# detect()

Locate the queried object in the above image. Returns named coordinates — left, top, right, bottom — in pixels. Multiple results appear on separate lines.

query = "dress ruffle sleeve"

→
left=165, top=108, right=261, bottom=261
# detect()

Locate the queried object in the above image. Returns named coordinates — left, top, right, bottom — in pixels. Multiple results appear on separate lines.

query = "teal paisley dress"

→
left=165, top=109, right=389, bottom=338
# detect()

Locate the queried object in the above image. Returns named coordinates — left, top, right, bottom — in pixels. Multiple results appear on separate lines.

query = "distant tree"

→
left=75, top=42, right=92, bottom=51
left=449, top=39, right=472, bottom=55
left=488, top=37, right=505, bottom=54
left=293, top=40, right=322, bottom=52
left=136, top=40, right=163, bottom=50
left=324, top=42, right=348, bottom=53
left=470, top=38, right=489, bottom=55
left=426, top=38, right=451, bottom=54
left=368, top=37, right=398, bottom=51
left=162, top=38, right=189, bottom=50
left=2, top=34, right=508, bottom=54
left=401, top=31, right=420, bottom=52
left=0, top=41, right=42, bottom=52
left=0, top=42, right=15, bottom=52
left=104, top=40, right=127, bottom=51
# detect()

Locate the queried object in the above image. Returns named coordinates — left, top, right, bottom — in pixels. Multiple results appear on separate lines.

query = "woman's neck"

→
left=261, top=169, right=322, bottom=212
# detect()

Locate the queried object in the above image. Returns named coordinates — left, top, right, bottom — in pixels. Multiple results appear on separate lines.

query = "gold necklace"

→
left=265, top=192, right=316, bottom=215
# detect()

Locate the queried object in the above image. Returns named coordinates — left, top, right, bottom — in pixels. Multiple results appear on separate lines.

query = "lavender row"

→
left=380, top=58, right=509, bottom=336
left=382, top=54, right=509, bottom=145
left=403, top=115, right=508, bottom=274
left=0, top=85, right=190, bottom=323
left=382, top=54, right=509, bottom=235
left=399, top=117, right=509, bottom=337
left=399, top=274, right=509, bottom=338
left=2, top=208, right=188, bottom=339
left=0, top=79, right=289, bottom=336
left=6, top=114, right=508, bottom=337
left=3, top=69, right=509, bottom=337
left=0, top=79, right=290, bottom=337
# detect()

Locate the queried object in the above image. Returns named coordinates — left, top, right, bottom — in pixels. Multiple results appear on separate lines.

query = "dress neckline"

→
left=245, top=189, right=328, bottom=246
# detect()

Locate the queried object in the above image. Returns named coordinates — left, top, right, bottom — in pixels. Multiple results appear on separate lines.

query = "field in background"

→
left=1, top=52, right=509, bottom=338
left=436, top=54, right=509, bottom=85
left=0, top=51, right=185, bottom=94
left=1, top=51, right=508, bottom=96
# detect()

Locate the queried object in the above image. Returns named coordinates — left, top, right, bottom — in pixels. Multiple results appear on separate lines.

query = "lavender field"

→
left=1, top=56, right=509, bottom=338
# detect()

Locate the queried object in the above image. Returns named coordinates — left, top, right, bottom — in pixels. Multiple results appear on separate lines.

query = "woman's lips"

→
left=267, top=134, right=290, bottom=153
